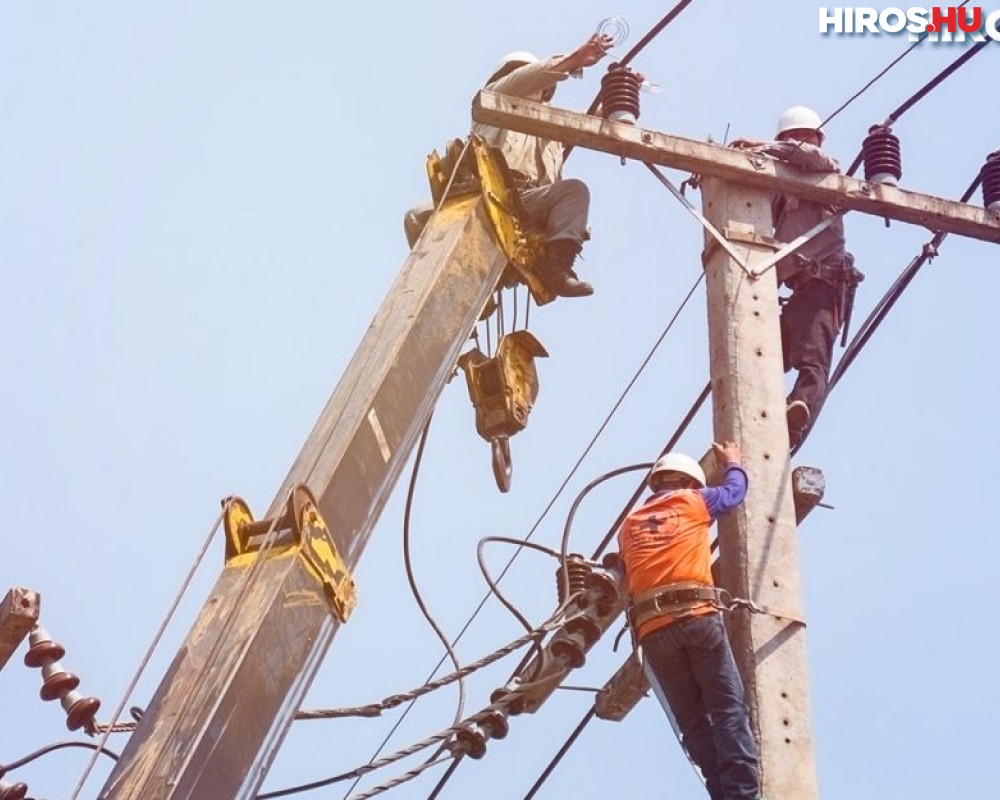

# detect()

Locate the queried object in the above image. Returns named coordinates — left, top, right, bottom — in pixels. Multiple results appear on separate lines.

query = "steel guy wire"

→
left=76, top=504, right=226, bottom=797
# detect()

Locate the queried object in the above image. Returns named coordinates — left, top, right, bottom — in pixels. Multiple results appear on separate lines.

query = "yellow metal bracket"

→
left=222, top=487, right=357, bottom=623
left=469, top=136, right=555, bottom=305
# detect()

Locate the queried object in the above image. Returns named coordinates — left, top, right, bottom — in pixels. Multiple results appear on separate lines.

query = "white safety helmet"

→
left=775, top=106, right=824, bottom=144
left=496, top=51, right=539, bottom=70
left=648, top=452, right=706, bottom=489
left=487, top=51, right=539, bottom=85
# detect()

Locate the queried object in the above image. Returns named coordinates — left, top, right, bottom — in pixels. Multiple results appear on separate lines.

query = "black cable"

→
left=425, top=754, right=464, bottom=800
left=557, top=463, right=651, bottom=603
left=846, top=36, right=992, bottom=176
left=522, top=707, right=597, bottom=800
left=820, top=0, right=972, bottom=132
left=341, top=416, right=464, bottom=798
left=475, top=535, right=560, bottom=673
left=794, top=171, right=985, bottom=452
left=1, top=740, right=120, bottom=775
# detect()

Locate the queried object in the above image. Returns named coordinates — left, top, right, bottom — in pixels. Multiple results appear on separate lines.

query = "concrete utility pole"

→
left=700, top=177, right=816, bottom=797
left=472, top=89, right=1000, bottom=799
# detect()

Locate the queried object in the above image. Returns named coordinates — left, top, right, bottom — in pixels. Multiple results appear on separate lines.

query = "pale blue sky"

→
left=2, top=3, right=998, bottom=799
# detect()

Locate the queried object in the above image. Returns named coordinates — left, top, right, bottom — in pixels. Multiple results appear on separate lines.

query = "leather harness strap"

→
left=629, top=582, right=720, bottom=630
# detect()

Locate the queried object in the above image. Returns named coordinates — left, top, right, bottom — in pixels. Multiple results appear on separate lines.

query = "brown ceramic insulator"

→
left=63, top=693, right=101, bottom=731
left=24, top=637, right=66, bottom=668
left=40, top=667, right=81, bottom=701
left=0, top=780, right=29, bottom=800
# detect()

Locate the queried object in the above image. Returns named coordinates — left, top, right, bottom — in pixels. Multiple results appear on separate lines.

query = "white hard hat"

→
left=496, top=51, right=539, bottom=70
left=486, top=51, right=539, bottom=85
left=776, top=106, right=824, bottom=143
left=649, top=453, right=706, bottom=488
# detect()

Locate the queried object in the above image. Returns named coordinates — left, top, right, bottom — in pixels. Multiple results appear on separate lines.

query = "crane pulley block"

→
left=223, top=485, right=357, bottom=623
left=458, top=330, right=548, bottom=492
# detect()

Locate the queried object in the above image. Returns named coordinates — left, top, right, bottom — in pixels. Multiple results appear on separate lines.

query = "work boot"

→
left=541, top=240, right=593, bottom=298
left=786, top=400, right=811, bottom=447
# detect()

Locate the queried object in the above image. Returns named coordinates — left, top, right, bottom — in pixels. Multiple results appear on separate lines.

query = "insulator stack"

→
left=586, top=568, right=622, bottom=616
left=599, top=63, right=641, bottom=125
left=549, top=614, right=602, bottom=669
left=0, top=779, right=28, bottom=800
left=449, top=707, right=510, bottom=759
left=981, top=151, right=1000, bottom=213
left=24, top=625, right=101, bottom=733
left=556, top=554, right=591, bottom=604
left=862, top=124, right=903, bottom=186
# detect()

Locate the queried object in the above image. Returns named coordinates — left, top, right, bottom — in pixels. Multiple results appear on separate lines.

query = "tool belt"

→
left=628, top=581, right=720, bottom=630
left=780, top=252, right=864, bottom=289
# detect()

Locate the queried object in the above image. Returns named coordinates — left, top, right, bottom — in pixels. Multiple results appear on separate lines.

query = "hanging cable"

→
left=2, top=740, right=120, bottom=775
left=347, top=755, right=454, bottom=800
left=425, top=754, right=464, bottom=800
left=402, top=416, right=467, bottom=751
left=522, top=707, right=596, bottom=800
left=260, top=621, right=560, bottom=798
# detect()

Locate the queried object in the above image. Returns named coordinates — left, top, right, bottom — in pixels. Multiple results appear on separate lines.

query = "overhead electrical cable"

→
left=846, top=36, right=993, bottom=176
left=401, top=416, right=467, bottom=737
left=2, top=740, right=121, bottom=773
left=819, top=0, right=972, bottom=132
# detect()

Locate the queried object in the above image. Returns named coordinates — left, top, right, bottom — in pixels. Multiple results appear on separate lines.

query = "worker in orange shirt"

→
left=618, top=442, right=759, bottom=800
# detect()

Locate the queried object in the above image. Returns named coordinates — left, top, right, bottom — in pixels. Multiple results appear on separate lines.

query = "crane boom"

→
left=99, top=193, right=508, bottom=800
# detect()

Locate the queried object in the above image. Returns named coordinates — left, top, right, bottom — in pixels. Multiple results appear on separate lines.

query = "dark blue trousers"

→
left=642, top=613, right=760, bottom=800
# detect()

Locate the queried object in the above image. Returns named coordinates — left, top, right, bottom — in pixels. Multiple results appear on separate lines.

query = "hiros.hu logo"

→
left=820, top=6, right=1000, bottom=40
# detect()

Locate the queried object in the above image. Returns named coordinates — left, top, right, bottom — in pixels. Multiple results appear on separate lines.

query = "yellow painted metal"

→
left=458, top=330, right=548, bottom=442
left=221, top=488, right=356, bottom=622
left=470, top=137, right=552, bottom=304
left=291, top=486, right=357, bottom=623
left=223, top=497, right=256, bottom=560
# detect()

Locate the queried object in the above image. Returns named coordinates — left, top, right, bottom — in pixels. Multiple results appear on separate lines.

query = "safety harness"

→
left=627, top=581, right=807, bottom=634
left=628, top=581, right=721, bottom=631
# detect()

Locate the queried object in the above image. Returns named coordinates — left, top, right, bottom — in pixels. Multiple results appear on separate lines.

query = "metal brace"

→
left=750, top=211, right=845, bottom=278
left=645, top=163, right=754, bottom=275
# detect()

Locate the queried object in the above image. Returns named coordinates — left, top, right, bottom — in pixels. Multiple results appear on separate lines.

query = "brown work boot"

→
left=541, top=240, right=594, bottom=298
left=786, top=400, right=811, bottom=446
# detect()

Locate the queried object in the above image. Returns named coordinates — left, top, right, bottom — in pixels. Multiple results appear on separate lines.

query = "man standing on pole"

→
left=618, top=442, right=759, bottom=800
left=732, top=106, right=864, bottom=446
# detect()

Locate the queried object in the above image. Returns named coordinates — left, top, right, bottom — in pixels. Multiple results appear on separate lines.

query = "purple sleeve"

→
left=699, top=464, right=748, bottom=519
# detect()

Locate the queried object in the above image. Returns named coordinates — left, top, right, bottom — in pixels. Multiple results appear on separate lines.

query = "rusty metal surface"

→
left=792, top=466, right=826, bottom=524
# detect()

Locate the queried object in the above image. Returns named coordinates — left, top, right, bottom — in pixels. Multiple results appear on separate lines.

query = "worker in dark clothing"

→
left=732, top=107, right=864, bottom=446
left=618, top=443, right=759, bottom=800
left=405, top=33, right=613, bottom=298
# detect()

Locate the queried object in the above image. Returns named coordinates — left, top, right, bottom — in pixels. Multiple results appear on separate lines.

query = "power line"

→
left=819, top=0, right=973, bottom=131
left=846, top=37, right=994, bottom=176
left=1, top=740, right=120, bottom=787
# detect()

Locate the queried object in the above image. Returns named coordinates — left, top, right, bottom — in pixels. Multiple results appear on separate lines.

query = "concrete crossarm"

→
left=473, top=90, right=1000, bottom=245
